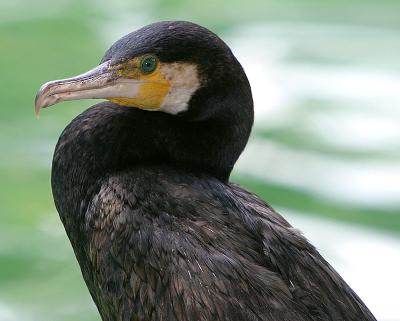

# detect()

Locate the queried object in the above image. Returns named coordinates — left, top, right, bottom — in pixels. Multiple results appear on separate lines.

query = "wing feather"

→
left=80, top=170, right=376, bottom=321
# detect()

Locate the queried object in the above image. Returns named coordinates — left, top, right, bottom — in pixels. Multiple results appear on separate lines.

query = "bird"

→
left=35, top=21, right=376, bottom=321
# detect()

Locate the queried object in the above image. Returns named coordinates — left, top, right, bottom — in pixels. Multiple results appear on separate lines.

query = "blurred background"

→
left=1, top=0, right=400, bottom=320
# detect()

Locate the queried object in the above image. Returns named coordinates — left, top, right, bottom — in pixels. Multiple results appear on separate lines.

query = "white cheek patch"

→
left=159, top=62, right=201, bottom=114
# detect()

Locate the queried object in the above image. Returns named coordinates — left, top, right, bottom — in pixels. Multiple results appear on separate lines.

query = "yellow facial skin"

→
left=108, top=56, right=171, bottom=110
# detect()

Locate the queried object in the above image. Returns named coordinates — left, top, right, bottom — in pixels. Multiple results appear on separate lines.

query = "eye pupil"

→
left=141, top=56, right=157, bottom=74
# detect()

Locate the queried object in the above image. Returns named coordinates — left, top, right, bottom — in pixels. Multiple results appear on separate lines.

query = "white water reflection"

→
left=237, top=139, right=400, bottom=207
left=308, top=110, right=400, bottom=152
left=231, top=23, right=400, bottom=207
left=0, top=303, right=17, bottom=321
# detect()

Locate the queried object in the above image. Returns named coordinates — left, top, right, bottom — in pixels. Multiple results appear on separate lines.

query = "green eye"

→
left=140, top=55, right=158, bottom=74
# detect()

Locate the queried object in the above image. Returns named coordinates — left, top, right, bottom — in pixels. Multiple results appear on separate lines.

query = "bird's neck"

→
left=51, top=101, right=252, bottom=229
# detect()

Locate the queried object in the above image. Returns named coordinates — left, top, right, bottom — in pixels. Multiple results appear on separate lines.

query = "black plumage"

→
left=43, top=21, right=376, bottom=321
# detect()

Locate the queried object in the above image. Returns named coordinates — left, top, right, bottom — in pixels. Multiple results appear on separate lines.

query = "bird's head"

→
left=36, top=21, right=253, bottom=180
left=35, top=21, right=252, bottom=121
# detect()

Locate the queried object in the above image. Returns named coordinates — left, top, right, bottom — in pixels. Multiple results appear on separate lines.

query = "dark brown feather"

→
left=75, top=167, right=376, bottom=321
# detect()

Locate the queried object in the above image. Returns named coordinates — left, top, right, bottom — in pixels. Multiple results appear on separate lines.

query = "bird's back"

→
left=71, top=165, right=376, bottom=321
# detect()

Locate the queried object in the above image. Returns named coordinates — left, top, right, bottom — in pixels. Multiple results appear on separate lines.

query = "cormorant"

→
left=35, top=21, right=376, bottom=321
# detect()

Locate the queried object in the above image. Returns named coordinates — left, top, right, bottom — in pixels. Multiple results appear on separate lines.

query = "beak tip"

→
left=34, top=82, right=53, bottom=116
left=34, top=88, right=45, bottom=116
left=34, top=104, right=42, bottom=117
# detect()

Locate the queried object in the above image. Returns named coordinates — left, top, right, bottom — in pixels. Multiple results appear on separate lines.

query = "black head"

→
left=103, top=21, right=232, bottom=69
left=36, top=21, right=254, bottom=180
left=100, top=21, right=251, bottom=120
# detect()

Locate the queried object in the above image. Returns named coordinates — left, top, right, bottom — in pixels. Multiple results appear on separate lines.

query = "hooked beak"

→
left=34, top=61, right=143, bottom=115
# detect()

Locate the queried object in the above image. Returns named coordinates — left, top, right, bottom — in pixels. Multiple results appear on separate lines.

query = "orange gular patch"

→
left=108, top=57, right=171, bottom=110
